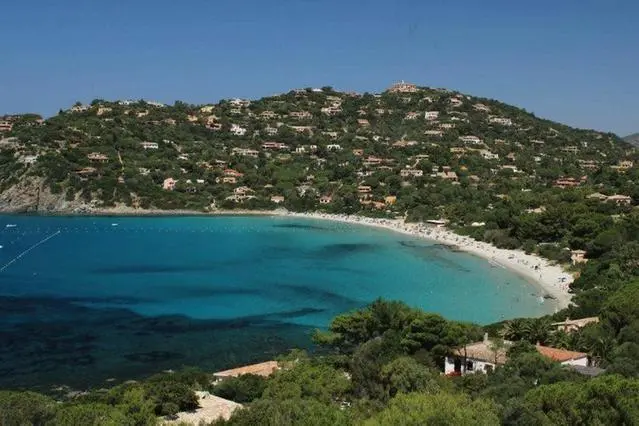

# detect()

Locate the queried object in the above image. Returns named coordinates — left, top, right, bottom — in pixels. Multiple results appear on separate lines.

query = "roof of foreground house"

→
left=534, top=345, right=588, bottom=362
left=452, top=339, right=512, bottom=365
left=213, top=361, right=279, bottom=378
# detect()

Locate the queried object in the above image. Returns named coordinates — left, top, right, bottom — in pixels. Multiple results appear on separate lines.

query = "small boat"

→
left=111, top=223, right=119, bottom=227
left=5, top=224, right=17, bottom=228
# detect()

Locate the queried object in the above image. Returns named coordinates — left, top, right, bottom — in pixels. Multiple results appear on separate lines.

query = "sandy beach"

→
left=283, top=212, right=574, bottom=310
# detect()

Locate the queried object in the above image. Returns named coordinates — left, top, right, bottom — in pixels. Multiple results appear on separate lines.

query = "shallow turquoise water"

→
left=0, top=215, right=552, bottom=390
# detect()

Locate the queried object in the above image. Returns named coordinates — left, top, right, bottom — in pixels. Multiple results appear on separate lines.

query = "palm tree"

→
left=527, top=319, right=552, bottom=345
left=500, top=319, right=528, bottom=341
left=547, top=330, right=570, bottom=349
left=587, top=336, right=616, bottom=366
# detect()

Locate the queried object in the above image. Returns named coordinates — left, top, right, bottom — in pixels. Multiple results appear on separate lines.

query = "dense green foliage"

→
left=2, top=300, right=639, bottom=425
left=211, top=374, right=267, bottom=403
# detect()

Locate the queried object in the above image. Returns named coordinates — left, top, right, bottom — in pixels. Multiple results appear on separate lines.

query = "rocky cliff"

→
left=0, top=177, right=88, bottom=213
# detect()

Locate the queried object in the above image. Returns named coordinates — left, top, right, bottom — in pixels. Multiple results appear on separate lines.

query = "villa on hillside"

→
left=387, top=81, right=418, bottom=93
left=459, top=135, right=482, bottom=145
left=552, top=317, right=599, bottom=333
left=163, top=178, right=176, bottom=191
left=87, top=152, right=109, bottom=163
left=445, top=334, right=590, bottom=376
left=140, top=141, right=158, bottom=149
left=223, top=169, right=244, bottom=178
left=554, top=177, right=586, bottom=189
left=400, top=168, right=423, bottom=178
left=611, top=160, right=634, bottom=172
left=570, top=249, right=588, bottom=265
left=0, top=120, right=13, bottom=132
left=605, top=194, right=633, bottom=205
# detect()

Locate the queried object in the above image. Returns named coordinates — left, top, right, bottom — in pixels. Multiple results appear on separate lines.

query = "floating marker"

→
left=0, top=230, right=61, bottom=272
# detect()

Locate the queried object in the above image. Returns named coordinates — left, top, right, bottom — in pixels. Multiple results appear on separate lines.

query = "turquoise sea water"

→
left=0, top=215, right=553, bottom=390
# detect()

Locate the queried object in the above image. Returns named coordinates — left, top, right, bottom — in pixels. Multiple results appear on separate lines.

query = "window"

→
left=466, top=361, right=474, bottom=371
left=484, top=364, right=494, bottom=373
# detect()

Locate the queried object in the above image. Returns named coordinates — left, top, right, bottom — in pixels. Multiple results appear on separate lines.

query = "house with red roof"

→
left=445, top=334, right=589, bottom=376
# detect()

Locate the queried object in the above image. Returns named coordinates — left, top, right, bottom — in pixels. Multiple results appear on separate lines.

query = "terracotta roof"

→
left=535, top=345, right=587, bottom=362
left=213, top=361, right=279, bottom=378
left=453, top=340, right=511, bottom=365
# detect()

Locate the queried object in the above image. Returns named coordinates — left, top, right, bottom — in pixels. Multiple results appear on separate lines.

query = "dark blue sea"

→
left=0, top=215, right=552, bottom=391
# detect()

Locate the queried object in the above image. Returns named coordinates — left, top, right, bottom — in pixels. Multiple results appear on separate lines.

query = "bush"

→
left=143, top=380, right=199, bottom=416
left=53, top=403, right=129, bottom=426
left=212, top=374, right=267, bottom=403
left=0, top=391, right=56, bottom=426
left=216, top=398, right=350, bottom=426
left=364, top=392, right=500, bottom=426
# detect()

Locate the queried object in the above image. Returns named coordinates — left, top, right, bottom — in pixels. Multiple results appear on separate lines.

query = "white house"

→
left=19, top=155, right=39, bottom=165
left=445, top=334, right=589, bottom=375
left=489, top=117, right=513, bottom=126
left=473, top=103, right=491, bottom=112
left=140, top=141, right=159, bottom=150
left=230, top=124, right=247, bottom=136
left=479, top=150, right=499, bottom=160
left=459, top=135, right=483, bottom=145
left=264, top=126, right=279, bottom=136
left=400, top=168, right=424, bottom=178
left=424, top=111, right=440, bottom=120
left=229, top=98, right=251, bottom=108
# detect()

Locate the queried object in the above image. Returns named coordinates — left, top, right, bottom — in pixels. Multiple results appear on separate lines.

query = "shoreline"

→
left=2, top=207, right=573, bottom=310
left=283, top=212, right=573, bottom=310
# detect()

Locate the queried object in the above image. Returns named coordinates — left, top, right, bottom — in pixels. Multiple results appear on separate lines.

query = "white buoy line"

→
left=0, top=230, right=61, bottom=272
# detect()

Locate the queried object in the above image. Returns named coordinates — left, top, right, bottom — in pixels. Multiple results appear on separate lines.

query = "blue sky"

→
left=1, top=0, right=637, bottom=135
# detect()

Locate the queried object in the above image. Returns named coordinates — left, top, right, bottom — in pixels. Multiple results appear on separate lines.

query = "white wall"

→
left=561, top=357, right=588, bottom=367
left=445, top=357, right=497, bottom=375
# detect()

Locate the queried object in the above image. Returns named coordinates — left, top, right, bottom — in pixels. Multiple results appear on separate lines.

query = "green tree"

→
left=262, top=361, right=351, bottom=404
left=365, top=392, right=500, bottom=426
left=212, top=374, right=267, bottom=403
left=0, top=391, right=56, bottom=426
left=522, top=375, right=639, bottom=425
left=602, top=280, right=639, bottom=334
left=379, top=356, right=444, bottom=398
left=53, top=403, right=130, bottom=426
left=217, top=398, right=350, bottom=426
